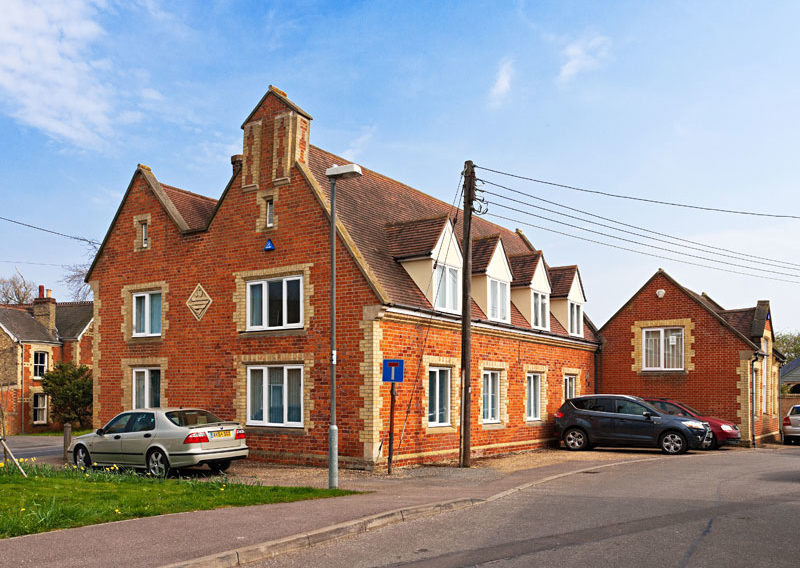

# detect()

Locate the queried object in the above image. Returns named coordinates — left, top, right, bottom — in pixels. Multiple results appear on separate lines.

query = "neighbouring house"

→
left=0, top=286, right=93, bottom=435
left=598, top=269, right=784, bottom=446
left=781, top=358, right=800, bottom=393
left=85, top=85, right=600, bottom=469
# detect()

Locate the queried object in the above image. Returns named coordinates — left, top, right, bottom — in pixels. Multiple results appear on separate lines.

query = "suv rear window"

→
left=791, top=407, right=800, bottom=416
left=571, top=398, right=615, bottom=413
left=166, top=410, right=223, bottom=427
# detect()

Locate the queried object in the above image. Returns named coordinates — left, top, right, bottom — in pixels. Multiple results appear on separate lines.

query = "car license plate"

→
left=210, top=430, right=231, bottom=439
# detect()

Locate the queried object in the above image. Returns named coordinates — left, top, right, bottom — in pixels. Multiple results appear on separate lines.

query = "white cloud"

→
left=489, top=58, right=514, bottom=108
left=0, top=0, right=189, bottom=151
left=0, top=0, right=113, bottom=149
left=558, top=35, right=611, bottom=84
left=341, top=127, right=376, bottom=162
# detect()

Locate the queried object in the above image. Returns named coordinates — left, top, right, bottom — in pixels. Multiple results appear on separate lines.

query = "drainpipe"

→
left=751, top=351, right=763, bottom=448
left=19, top=342, right=24, bottom=435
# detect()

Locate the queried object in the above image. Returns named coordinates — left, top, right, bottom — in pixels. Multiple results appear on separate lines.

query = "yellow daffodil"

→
left=20, top=508, right=25, bottom=512
left=114, top=509, right=121, bottom=515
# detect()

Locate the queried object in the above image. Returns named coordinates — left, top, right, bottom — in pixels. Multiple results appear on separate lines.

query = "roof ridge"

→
left=473, top=234, right=501, bottom=241
left=549, top=264, right=578, bottom=270
left=720, top=307, right=756, bottom=313
left=56, top=301, right=93, bottom=306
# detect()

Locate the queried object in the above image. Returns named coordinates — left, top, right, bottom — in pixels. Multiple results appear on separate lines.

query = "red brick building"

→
left=0, top=287, right=93, bottom=435
left=598, top=269, right=782, bottom=445
left=86, top=86, right=600, bottom=468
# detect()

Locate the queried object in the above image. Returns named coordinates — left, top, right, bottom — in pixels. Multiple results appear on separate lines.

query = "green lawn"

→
left=0, top=460, right=354, bottom=538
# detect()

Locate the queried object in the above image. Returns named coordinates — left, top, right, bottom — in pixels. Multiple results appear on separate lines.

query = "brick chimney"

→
left=32, top=284, right=56, bottom=332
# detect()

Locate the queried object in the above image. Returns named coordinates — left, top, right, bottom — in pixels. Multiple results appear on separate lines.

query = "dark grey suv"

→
left=554, top=395, right=712, bottom=455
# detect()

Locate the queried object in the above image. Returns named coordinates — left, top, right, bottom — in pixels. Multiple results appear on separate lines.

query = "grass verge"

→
left=1, top=459, right=355, bottom=538
left=21, top=429, right=92, bottom=436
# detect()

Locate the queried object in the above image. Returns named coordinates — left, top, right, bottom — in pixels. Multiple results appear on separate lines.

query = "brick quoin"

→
left=598, top=270, right=780, bottom=445
left=88, top=86, right=600, bottom=468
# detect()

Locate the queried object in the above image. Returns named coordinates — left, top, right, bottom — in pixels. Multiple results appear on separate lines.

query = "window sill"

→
left=129, top=336, right=162, bottom=344
left=481, top=422, right=504, bottom=430
left=245, top=425, right=306, bottom=435
left=639, top=370, right=688, bottom=376
left=240, top=328, right=306, bottom=338
left=525, top=418, right=544, bottom=425
left=426, top=425, right=457, bottom=434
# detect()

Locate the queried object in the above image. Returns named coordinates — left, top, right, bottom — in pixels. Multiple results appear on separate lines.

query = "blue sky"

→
left=1, top=0, right=799, bottom=332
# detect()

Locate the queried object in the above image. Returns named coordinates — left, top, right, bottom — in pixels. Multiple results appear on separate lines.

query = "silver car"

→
left=69, top=408, right=249, bottom=476
left=783, top=405, right=800, bottom=445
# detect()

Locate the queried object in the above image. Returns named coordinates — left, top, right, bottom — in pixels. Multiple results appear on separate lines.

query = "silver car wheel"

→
left=661, top=432, right=685, bottom=454
left=74, top=446, right=90, bottom=468
left=564, top=428, right=587, bottom=450
left=147, top=449, right=169, bottom=477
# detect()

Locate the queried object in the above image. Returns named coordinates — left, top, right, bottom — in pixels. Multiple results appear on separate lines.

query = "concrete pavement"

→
left=0, top=448, right=730, bottom=568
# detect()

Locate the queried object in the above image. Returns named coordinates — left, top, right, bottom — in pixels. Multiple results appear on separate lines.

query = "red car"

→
left=644, top=398, right=741, bottom=449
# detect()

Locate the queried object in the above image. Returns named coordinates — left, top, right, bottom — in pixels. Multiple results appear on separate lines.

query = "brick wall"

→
left=599, top=272, right=780, bottom=444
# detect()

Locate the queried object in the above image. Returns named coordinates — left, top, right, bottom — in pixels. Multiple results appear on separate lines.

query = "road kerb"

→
left=160, top=454, right=699, bottom=568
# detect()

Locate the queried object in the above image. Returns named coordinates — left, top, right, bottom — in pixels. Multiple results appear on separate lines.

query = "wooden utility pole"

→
left=460, top=161, right=475, bottom=468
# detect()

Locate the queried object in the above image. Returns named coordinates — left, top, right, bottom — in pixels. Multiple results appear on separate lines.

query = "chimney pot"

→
left=46, top=289, right=52, bottom=298
left=231, top=154, right=243, bottom=174
left=38, top=285, right=45, bottom=298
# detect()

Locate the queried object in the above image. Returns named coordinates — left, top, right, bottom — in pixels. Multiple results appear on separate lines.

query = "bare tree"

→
left=0, top=269, right=36, bottom=304
left=60, top=242, right=98, bottom=302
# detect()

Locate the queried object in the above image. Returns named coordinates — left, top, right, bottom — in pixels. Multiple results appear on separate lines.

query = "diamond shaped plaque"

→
left=186, top=283, right=212, bottom=321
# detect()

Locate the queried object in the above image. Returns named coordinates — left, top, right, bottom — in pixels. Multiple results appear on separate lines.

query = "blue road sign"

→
left=382, top=359, right=404, bottom=383
left=264, top=239, right=275, bottom=251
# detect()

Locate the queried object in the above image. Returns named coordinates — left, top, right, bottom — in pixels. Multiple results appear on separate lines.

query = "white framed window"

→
left=532, top=291, right=549, bottom=330
left=428, top=367, right=451, bottom=426
left=133, top=368, right=161, bottom=409
left=266, top=198, right=274, bottom=228
left=247, top=276, right=303, bottom=331
left=33, top=393, right=48, bottom=424
left=526, top=373, right=541, bottom=420
left=643, top=327, right=684, bottom=370
left=33, top=351, right=48, bottom=379
left=433, top=264, right=460, bottom=313
left=247, top=365, right=303, bottom=427
left=482, top=370, right=500, bottom=423
left=141, top=221, right=149, bottom=248
left=569, top=302, right=583, bottom=336
left=488, top=278, right=509, bottom=323
left=133, top=292, right=162, bottom=337
left=564, top=375, right=576, bottom=400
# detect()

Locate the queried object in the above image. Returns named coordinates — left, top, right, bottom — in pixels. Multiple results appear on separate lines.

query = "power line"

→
left=481, top=183, right=800, bottom=273
left=0, top=260, right=68, bottom=267
left=485, top=199, right=800, bottom=280
left=484, top=210, right=800, bottom=285
left=0, top=215, right=101, bottom=246
left=475, top=165, right=800, bottom=220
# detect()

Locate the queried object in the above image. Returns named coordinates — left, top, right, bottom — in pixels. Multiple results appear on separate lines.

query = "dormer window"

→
left=532, top=291, right=549, bottom=330
left=433, top=263, right=460, bottom=313
left=569, top=301, right=583, bottom=336
left=488, top=278, right=509, bottom=322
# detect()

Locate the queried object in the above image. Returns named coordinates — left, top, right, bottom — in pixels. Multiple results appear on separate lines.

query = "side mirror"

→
left=96, top=428, right=104, bottom=436
left=643, top=411, right=652, bottom=420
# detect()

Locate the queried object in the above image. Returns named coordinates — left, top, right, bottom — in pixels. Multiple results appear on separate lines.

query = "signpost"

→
left=382, top=359, right=404, bottom=474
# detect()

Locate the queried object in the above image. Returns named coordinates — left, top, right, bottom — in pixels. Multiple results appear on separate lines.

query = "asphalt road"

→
left=259, top=447, right=800, bottom=568
left=3, top=435, right=65, bottom=459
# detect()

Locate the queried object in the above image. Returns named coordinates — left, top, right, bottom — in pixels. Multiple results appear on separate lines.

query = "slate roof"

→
left=55, top=302, right=94, bottom=340
left=0, top=307, right=59, bottom=343
left=0, top=302, right=93, bottom=343
left=718, top=308, right=757, bottom=341
left=782, top=357, right=800, bottom=381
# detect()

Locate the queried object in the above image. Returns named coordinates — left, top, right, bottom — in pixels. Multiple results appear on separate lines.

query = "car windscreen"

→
left=791, top=407, right=800, bottom=416
left=673, top=401, right=703, bottom=416
left=166, top=410, right=224, bottom=427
